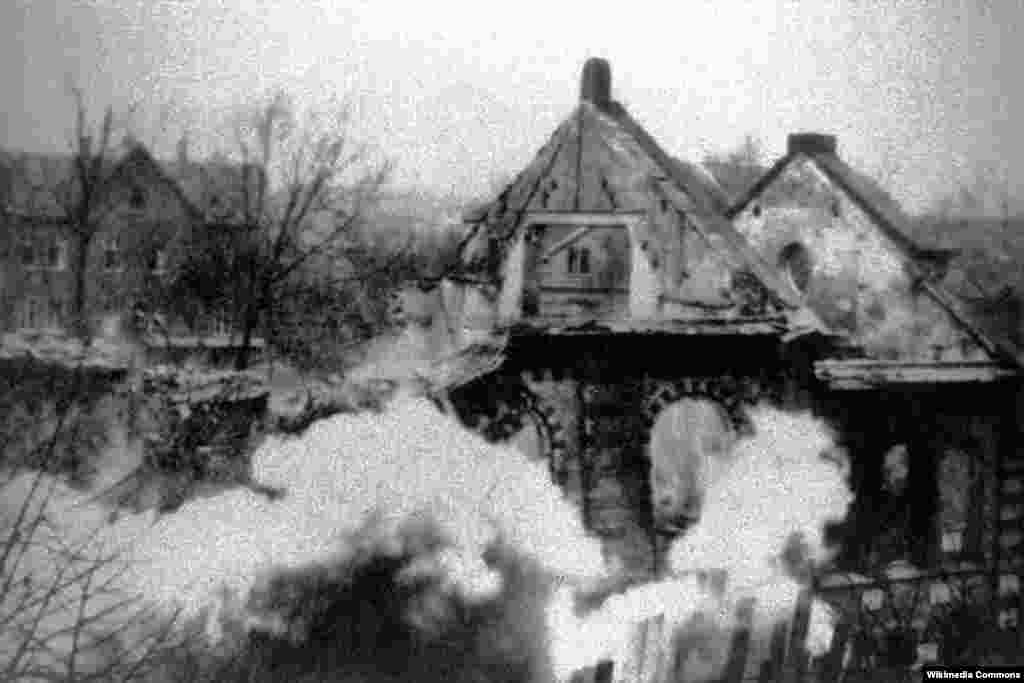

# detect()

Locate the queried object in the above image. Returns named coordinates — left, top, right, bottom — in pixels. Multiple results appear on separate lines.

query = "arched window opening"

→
left=778, top=241, right=813, bottom=295
left=648, top=398, right=735, bottom=534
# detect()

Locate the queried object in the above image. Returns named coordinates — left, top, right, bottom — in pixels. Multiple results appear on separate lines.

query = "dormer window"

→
left=567, top=245, right=591, bottom=275
left=831, top=198, right=841, bottom=218
left=752, top=204, right=762, bottom=218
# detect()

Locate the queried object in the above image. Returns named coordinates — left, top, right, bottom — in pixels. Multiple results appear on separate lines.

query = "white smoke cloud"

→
left=3, top=377, right=853, bottom=683
left=669, top=406, right=851, bottom=587
left=126, top=393, right=608, bottom=635
left=546, top=405, right=853, bottom=682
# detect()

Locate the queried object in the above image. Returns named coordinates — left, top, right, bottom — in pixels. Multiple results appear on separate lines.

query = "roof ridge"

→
left=109, top=143, right=203, bottom=220
left=601, top=104, right=805, bottom=311
left=808, top=153, right=1022, bottom=366
left=726, top=154, right=794, bottom=219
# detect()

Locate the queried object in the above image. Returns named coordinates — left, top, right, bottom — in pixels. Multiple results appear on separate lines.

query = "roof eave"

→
left=815, top=358, right=1020, bottom=389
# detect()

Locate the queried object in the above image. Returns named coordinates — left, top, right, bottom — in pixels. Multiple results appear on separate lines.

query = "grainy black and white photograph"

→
left=1, top=1, right=1022, bottom=681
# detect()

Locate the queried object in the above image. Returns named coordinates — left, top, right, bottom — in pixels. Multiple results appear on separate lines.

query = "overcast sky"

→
left=1, top=0, right=1018, bottom=214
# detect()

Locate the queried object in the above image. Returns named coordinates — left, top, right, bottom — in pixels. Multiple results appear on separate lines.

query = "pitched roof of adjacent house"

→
left=0, top=142, right=201, bottom=222
left=729, top=133, right=1023, bottom=368
left=109, top=144, right=205, bottom=220
left=0, top=141, right=250, bottom=226
left=464, top=58, right=804, bottom=312
left=0, top=148, right=87, bottom=220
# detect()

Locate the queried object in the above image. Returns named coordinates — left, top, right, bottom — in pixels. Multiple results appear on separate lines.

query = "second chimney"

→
left=580, top=57, right=612, bottom=109
left=177, top=135, right=189, bottom=171
left=788, top=132, right=837, bottom=157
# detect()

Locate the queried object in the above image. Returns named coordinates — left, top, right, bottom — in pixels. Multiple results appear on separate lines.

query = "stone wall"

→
left=452, top=345, right=1023, bottom=585
left=450, top=351, right=792, bottom=581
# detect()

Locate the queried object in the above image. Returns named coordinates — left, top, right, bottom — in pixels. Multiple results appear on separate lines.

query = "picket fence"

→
left=568, top=586, right=822, bottom=683
left=568, top=566, right=1024, bottom=683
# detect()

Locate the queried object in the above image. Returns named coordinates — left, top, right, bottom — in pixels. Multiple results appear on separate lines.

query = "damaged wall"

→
left=819, top=387, right=1019, bottom=572
left=522, top=224, right=632, bottom=318
left=453, top=358, right=792, bottom=581
left=734, top=157, right=987, bottom=361
left=648, top=398, right=736, bottom=532
left=477, top=207, right=768, bottom=324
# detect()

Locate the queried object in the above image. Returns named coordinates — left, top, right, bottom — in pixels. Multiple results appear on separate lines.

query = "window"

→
left=937, top=449, right=971, bottom=556
left=102, top=237, right=121, bottom=272
left=19, top=236, right=67, bottom=270
left=144, top=312, right=168, bottom=337
left=19, top=241, right=36, bottom=267
left=148, top=248, right=168, bottom=275
left=852, top=439, right=990, bottom=570
left=18, top=297, right=44, bottom=329
left=567, top=245, right=591, bottom=275
left=46, top=240, right=67, bottom=270
left=209, top=310, right=234, bottom=337
left=649, top=398, right=736, bottom=534
left=778, top=242, right=813, bottom=295
left=129, top=186, right=146, bottom=209
left=16, top=297, right=63, bottom=330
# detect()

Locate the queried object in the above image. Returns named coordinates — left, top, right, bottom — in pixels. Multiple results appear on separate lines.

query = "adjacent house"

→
left=421, top=58, right=1024, bottom=673
left=728, top=132, right=1020, bottom=368
left=0, top=139, right=264, bottom=363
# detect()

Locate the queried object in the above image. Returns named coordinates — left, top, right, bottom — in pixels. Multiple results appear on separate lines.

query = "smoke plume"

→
left=546, top=405, right=852, bottom=682
left=118, top=392, right=607, bottom=682
left=4, top=360, right=852, bottom=683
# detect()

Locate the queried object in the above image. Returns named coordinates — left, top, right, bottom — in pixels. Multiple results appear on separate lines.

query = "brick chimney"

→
left=177, top=135, right=189, bottom=171
left=787, top=132, right=838, bottom=157
left=580, top=57, right=612, bottom=109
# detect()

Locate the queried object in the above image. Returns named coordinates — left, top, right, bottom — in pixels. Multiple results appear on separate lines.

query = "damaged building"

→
left=415, top=58, right=1024, bottom=671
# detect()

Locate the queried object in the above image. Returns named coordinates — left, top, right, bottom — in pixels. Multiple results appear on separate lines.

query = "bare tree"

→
left=10, top=85, right=127, bottom=341
left=194, top=92, right=392, bottom=370
left=0, top=383, right=184, bottom=682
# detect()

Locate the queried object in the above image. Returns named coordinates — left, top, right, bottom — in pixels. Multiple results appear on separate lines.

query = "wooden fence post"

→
left=817, top=619, right=852, bottom=682
left=781, top=588, right=813, bottom=683
left=594, top=660, right=616, bottom=683
left=642, top=615, right=666, bottom=683
left=719, top=597, right=756, bottom=683
left=759, top=617, right=790, bottom=683
left=668, top=613, right=710, bottom=683
left=613, top=620, right=646, bottom=683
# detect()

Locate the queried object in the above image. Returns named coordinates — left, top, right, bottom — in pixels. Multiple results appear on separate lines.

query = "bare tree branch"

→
left=171, top=91, right=395, bottom=370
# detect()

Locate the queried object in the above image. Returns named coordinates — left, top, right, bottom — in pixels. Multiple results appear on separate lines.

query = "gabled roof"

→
left=0, top=148, right=93, bottom=220
left=465, top=58, right=803, bottom=312
left=0, top=142, right=202, bottom=224
left=466, top=98, right=733, bottom=225
left=729, top=134, right=1023, bottom=368
left=106, top=144, right=204, bottom=221
left=162, top=156, right=248, bottom=220
left=0, top=141, right=263, bottom=230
